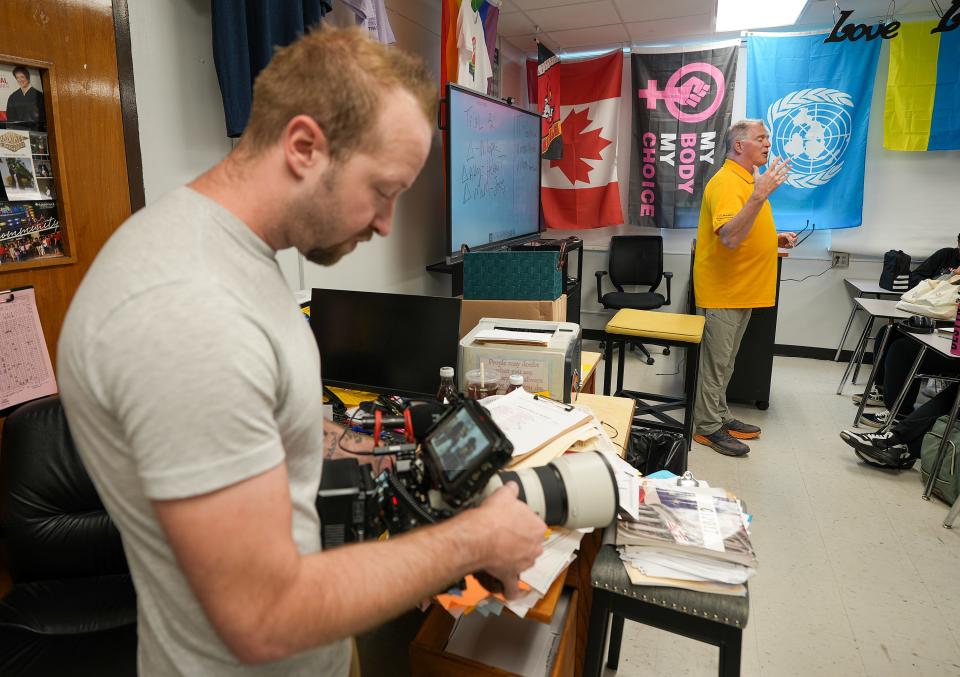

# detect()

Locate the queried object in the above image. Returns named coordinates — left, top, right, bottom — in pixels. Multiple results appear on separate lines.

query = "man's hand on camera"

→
left=474, top=482, right=546, bottom=598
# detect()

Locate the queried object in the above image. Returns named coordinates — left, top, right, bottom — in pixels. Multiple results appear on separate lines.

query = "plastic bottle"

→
left=505, top=374, right=525, bottom=394
left=437, top=366, right=457, bottom=403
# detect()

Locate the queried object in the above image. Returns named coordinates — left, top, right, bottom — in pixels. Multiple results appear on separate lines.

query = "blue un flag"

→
left=747, top=33, right=881, bottom=230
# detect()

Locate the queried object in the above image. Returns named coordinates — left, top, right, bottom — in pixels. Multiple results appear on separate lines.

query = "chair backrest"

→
left=0, top=395, right=127, bottom=582
left=608, top=235, right=664, bottom=292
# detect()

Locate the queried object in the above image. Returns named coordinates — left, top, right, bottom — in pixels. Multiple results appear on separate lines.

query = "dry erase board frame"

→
left=0, top=53, right=77, bottom=274
left=443, top=83, right=542, bottom=262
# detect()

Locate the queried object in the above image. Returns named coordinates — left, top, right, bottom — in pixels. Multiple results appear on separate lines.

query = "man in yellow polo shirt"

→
left=692, top=119, right=795, bottom=457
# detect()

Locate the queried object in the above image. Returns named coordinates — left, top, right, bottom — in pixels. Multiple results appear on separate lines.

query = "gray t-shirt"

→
left=58, top=187, right=349, bottom=676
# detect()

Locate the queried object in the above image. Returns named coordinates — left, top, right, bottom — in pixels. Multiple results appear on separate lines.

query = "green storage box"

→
left=463, top=250, right=563, bottom=301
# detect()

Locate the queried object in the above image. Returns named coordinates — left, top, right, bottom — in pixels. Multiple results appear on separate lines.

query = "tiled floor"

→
left=594, top=343, right=960, bottom=677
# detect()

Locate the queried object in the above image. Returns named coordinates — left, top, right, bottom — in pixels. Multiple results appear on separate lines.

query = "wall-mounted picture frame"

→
left=0, top=54, right=76, bottom=273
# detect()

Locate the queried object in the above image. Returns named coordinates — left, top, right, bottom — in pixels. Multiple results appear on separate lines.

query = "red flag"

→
left=537, top=42, right=562, bottom=160
left=541, top=50, right=624, bottom=230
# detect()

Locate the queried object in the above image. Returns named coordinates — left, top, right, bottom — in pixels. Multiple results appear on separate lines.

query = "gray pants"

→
left=693, top=308, right=753, bottom=436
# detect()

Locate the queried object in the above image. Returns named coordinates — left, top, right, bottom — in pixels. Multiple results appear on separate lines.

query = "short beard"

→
left=304, top=243, right=351, bottom=266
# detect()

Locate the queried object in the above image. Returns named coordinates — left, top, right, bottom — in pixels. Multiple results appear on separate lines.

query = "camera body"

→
left=318, top=398, right=514, bottom=548
left=317, top=397, right=618, bottom=548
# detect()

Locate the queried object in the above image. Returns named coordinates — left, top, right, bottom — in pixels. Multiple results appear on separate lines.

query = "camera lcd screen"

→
left=426, top=406, right=494, bottom=482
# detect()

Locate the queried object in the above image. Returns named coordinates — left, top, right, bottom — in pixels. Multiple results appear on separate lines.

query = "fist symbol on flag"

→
left=673, top=76, right=710, bottom=107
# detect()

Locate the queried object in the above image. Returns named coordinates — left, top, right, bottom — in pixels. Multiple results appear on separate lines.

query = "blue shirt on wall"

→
left=212, top=0, right=331, bottom=137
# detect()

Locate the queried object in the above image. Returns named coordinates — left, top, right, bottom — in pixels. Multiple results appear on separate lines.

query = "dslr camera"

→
left=317, top=397, right=618, bottom=548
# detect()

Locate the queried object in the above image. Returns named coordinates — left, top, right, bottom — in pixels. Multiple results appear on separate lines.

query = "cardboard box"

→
left=459, top=295, right=566, bottom=339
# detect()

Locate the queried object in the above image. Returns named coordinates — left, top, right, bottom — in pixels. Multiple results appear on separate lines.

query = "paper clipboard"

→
left=0, top=285, right=58, bottom=414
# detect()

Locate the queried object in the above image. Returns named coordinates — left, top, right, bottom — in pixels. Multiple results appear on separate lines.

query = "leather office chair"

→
left=0, top=395, right=137, bottom=676
left=595, top=235, right=673, bottom=365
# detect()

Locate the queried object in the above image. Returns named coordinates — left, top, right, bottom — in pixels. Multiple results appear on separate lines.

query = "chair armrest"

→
left=663, top=271, right=673, bottom=306
left=595, top=270, right=608, bottom=305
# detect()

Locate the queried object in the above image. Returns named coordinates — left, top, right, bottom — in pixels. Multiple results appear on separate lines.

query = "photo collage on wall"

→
left=0, top=61, right=64, bottom=266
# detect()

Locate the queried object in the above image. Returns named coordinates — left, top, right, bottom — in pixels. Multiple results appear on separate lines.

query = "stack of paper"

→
left=433, top=527, right=586, bottom=619
left=482, top=388, right=617, bottom=468
left=445, top=591, right=571, bottom=676
left=473, top=328, right=552, bottom=345
left=615, top=478, right=757, bottom=596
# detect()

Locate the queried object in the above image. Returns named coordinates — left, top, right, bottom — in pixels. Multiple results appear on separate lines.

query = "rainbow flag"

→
left=884, top=21, right=960, bottom=151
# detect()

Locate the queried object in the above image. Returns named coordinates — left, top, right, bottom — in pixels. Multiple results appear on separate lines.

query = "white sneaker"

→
left=852, top=386, right=883, bottom=407
left=859, top=411, right=893, bottom=429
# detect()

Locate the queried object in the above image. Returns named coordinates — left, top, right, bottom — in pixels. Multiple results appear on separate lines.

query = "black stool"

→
left=585, top=545, right=749, bottom=677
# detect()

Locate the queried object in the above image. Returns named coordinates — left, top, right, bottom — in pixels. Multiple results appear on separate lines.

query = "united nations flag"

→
left=746, top=33, right=881, bottom=230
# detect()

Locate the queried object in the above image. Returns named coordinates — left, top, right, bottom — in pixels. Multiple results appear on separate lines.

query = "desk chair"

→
left=596, top=235, right=673, bottom=365
left=0, top=396, right=137, bottom=676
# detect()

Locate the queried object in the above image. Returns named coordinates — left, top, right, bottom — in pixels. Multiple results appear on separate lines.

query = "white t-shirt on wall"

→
left=456, top=1, right=492, bottom=93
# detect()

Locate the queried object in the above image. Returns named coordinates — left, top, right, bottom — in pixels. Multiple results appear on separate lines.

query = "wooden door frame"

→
left=111, top=0, right=145, bottom=213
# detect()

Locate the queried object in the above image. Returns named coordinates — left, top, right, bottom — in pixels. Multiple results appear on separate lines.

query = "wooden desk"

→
left=410, top=393, right=636, bottom=677
left=578, top=352, right=602, bottom=396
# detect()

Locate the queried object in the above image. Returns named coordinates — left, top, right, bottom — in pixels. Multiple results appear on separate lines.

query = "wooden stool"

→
left=584, top=545, right=749, bottom=677
left=602, top=309, right=704, bottom=456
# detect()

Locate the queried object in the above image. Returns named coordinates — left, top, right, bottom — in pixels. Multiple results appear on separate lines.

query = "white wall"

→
left=128, top=0, right=233, bottom=203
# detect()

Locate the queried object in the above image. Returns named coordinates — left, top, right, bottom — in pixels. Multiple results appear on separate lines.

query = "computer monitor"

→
left=309, top=288, right=461, bottom=399
left=445, top=83, right=542, bottom=260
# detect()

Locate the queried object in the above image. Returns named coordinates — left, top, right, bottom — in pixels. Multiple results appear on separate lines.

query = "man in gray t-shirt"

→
left=58, top=28, right=546, bottom=676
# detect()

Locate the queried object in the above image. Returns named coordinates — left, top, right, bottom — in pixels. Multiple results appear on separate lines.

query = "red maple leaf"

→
left=549, top=107, right=611, bottom=185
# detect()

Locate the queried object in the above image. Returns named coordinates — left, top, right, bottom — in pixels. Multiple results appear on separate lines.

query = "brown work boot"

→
left=722, top=419, right=761, bottom=439
left=694, top=429, right=750, bottom=457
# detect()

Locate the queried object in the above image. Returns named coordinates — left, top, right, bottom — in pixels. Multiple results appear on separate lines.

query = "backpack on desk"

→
left=880, top=249, right=911, bottom=291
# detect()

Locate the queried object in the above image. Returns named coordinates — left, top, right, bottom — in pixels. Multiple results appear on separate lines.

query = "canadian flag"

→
left=541, top=51, right=623, bottom=230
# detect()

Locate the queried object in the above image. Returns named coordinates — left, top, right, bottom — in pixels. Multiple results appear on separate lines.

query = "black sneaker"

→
left=852, top=387, right=884, bottom=407
left=839, top=429, right=915, bottom=469
left=694, top=429, right=750, bottom=457
left=859, top=411, right=896, bottom=429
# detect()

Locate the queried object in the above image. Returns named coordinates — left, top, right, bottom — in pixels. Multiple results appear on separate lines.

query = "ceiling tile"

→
left=525, top=1, right=621, bottom=32
left=625, top=14, right=713, bottom=42
left=547, top=23, right=629, bottom=49
left=497, top=0, right=521, bottom=11
left=613, top=0, right=712, bottom=24
left=502, top=32, right=559, bottom=54
left=796, top=0, right=932, bottom=26
left=498, top=11, right=540, bottom=36
left=510, top=0, right=601, bottom=10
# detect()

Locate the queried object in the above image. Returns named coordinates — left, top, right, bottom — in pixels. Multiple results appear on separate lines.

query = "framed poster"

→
left=0, top=56, right=74, bottom=272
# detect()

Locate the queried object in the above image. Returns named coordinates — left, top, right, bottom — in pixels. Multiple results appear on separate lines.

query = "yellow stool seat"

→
left=605, top=309, right=704, bottom=344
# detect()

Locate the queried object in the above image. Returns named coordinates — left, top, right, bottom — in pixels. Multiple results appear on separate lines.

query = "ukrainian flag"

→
left=884, top=21, right=960, bottom=151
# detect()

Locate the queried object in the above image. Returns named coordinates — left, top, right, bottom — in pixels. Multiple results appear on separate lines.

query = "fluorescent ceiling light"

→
left=715, top=0, right=807, bottom=32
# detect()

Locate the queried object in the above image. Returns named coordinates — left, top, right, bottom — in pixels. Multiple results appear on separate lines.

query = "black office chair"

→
left=0, top=395, right=137, bottom=676
left=596, top=235, right=673, bottom=365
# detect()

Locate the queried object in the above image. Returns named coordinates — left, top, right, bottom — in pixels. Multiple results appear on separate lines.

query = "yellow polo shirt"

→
left=693, top=159, right=778, bottom=309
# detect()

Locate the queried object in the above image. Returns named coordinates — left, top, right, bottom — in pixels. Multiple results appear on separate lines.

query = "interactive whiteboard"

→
left=446, top=84, right=541, bottom=257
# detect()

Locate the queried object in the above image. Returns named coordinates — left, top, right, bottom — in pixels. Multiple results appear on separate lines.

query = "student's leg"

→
left=884, top=338, right=957, bottom=414
left=894, top=383, right=959, bottom=457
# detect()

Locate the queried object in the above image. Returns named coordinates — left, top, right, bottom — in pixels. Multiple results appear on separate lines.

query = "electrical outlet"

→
left=831, top=251, right=850, bottom=268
